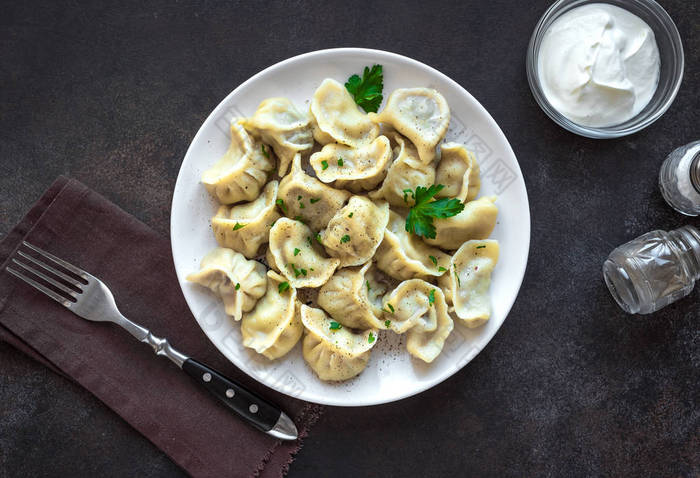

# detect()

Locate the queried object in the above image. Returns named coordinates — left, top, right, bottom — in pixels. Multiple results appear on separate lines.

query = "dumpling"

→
left=238, top=97, right=313, bottom=176
left=375, top=210, right=451, bottom=280
left=442, top=240, right=499, bottom=328
left=435, top=143, right=480, bottom=202
left=186, top=247, right=267, bottom=321
left=319, top=196, right=390, bottom=267
left=423, top=196, right=498, bottom=250
left=277, top=153, right=351, bottom=231
left=301, top=304, right=378, bottom=381
left=369, top=88, right=450, bottom=163
left=211, top=181, right=281, bottom=258
left=310, top=78, right=379, bottom=147
left=309, top=136, right=392, bottom=192
left=369, top=133, right=436, bottom=207
left=382, top=279, right=453, bottom=362
left=268, top=218, right=340, bottom=288
left=241, top=271, right=303, bottom=359
left=201, top=121, right=274, bottom=204
left=317, top=262, right=388, bottom=329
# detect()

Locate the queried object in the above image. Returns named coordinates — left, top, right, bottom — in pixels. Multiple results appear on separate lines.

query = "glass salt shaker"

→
left=659, top=140, right=700, bottom=216
left=603, top=225, right=700, bottom=314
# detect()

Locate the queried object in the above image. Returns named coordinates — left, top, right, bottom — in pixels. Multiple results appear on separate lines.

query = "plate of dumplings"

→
left=171, top=48, right=530, bottom=406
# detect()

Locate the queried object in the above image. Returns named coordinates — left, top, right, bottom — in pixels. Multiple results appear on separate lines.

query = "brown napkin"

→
left=0, top=176, right=323, bottom=478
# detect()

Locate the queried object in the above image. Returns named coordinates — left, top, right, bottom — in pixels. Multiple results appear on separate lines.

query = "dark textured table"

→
left=1, top=1, right=698, bottom=477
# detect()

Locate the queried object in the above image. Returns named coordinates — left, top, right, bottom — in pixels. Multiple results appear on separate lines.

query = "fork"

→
left=6, top=241, right=298, bottom=441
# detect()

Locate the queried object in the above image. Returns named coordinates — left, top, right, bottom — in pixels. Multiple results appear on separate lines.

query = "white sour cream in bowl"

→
left=537, top=3, right=660, bottom=128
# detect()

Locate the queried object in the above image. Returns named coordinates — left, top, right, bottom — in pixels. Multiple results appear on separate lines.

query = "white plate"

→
left=171, top=48, right=530, bottom=406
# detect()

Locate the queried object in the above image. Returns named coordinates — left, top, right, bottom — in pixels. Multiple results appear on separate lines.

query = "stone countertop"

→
left=1, top=1, right=698, bottom=476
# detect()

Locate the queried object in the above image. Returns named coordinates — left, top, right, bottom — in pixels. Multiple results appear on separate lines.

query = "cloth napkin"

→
left=0, top=176, right=323, bottom=478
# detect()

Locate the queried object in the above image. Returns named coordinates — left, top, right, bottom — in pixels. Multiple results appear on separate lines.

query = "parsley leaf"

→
left=429, top=255, right=438, bottom=266
left=368, top=332, right=376, bottom=344
left=438, top=266, right=447, bottom=272
left=476, top=245, right=486, bottom=249
left=340, top=234, right=351, bottom=243
left=306, top=236, right=312, bottom=246
left=315, top=233, right=323, bottom=244
left=293, top=248, right=300, bottom=256
left=344, top=64, right=384, bottom=113
left=275, top=199, right=287, bottom=214
left=404, top=185, right=465, bottom=239
left=384, top=319, right=391, bottom=328
left=428, top=288, right=435, bottom=306
left=329, top=321, right=343, bottom=330
left=310, top=198, right=320, bottom=204
left=235, top=282, right=240, bottom=290
left=289, top=263, right=303, bottom=278
left=348, top=212, right=354, bottom=218
left=278, top=281, right=290, bottom=294
left=338, top=157, right=344, bottom=167
left=385, top=303, right=394, bottom=314
left=321, top=160, right=329, bottom=170
left=233, top=222, right=245, bottom=231
left=366, top=280, right=371, bottom=293
left=261, top=144, right=270, bottom=159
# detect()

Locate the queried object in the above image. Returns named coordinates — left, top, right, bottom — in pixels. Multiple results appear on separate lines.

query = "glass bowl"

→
left=526, top=0, right=684, bottom=138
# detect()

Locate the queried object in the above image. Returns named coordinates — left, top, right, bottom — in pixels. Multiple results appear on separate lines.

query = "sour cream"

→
left=537, top=3, right=660, bottom=128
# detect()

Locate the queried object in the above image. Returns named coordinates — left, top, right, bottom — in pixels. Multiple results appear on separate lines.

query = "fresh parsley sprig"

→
left=345, top=65, right=384, bottom=113
left=404, top=185, right=465, bottom=239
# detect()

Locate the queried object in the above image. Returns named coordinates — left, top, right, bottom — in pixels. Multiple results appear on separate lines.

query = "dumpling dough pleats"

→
left=442, top=240, right=499, bottom=328
left=241, top=271, right=303, bottom=359
left=310, top=78, right=379, bottom=147
left=423, top=196, right=498, bottom=250
left=301, top=305, right=378, bottom=381
left=317, top=262, right=388, bottom=329
left=435, top=142, right=480, bottom=203
left=376, top=210, right=451, bottom=280
left=268, top=218, right=340, bottom=288
left=186, top=248, right=267, bottom=321
left=277, top=154, right=350, bottom=232
left=369, top=133, right=436, bottom=207
left=319, top=196, right=389, bottom=268
left=239, top=97, right=313, bottom=176
left=201, top=122, right=274, bottom=204
left=310, top=136, right=392, bottom=192
left=369, top=88, right=450, bottom=163
left=211, top=181, right=281, bottom=258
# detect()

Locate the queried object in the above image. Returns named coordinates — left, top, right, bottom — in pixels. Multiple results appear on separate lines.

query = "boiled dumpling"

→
left=241, top=271, right=303, bottom=359
left=317, top=262, right=388, bottom=330
left=319, top=196, right=389, bottom=267
left=369, top=133, right=436, bottom=207
left=424, top=196, right=498, bottom=250
left=382, top=279, right=453, bottom=362
left=186, top=247, right=267, bottom=321
left=211, top=181, right=281, bottom=258
left=268, top=218, right=340, bottom=288
left=310, top=136, right=392, bottom=192
left=435, top=143, right=480, bottom=203
left=376, top=210, right=451, bottom=280
left=238, top=97, right=313, bottom=176
left=277, top=153, right=350, bottom=231
left=369, top=88, right=450, bottom=163
left=301, top=304, right=378, bottom=381
left=201, top=121, right=274, bottom=204
left=441, top=240, right=499, bottom=328
left=310, top=78, right=379, bottom=147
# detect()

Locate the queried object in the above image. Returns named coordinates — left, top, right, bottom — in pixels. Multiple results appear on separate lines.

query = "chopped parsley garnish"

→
left=366, top=280, right=371, bottom=293
left=293, top=215, right=306, bottom=224
left=384, top=320, right=391, bottom=328
left=310, top=198, right=320, bottom=204
left=235, top=283, right=241, bottom=290
left=297, top=195, right=302, bottom=200
left=233, top=222, right=245, bottom=231
left=278, top=281, right=290, bottom=293
left=404, top=185, right=465, bottom=239
left=293, top=248, right=300, bottom=256
left=337, top=157, right=344, bottom=167
left=348, top=212, right=354, bottom=218
left=310, top=267, right=314, bottom=271
left=299, top=201, right=305, bottom=209
left=321, top=160, right=329, bottom=170
left=385, top=303, right=395, bottom=314
left=429, top=255, right=438, bottom=266
left=329, top=321, right=343, bottom=330
left=340, top=234, right=351, bottom=243
left=315, top=233, right=323, bottom=244
left=368, top=332, right=376, bottom=344
left=261, top=144, right=270, bottom=159
left=306, top=236, right=312, bottom=246
left=438, top=266, right=447, bottom=272
left=476, top=245, right=486, bottom=249
left=454, top=266, right=461, bottom=287
left=275, top=199, right=287, bottom=214
left=428, top=289, right=435, bottom=306
left=289, top=263, right=303, bottom=278
left=345, top=64, right=384, bottom=113
left=403, top=188, right=413, bottom=203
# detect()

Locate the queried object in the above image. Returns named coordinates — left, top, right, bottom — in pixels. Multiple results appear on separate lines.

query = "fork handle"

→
left=182, top=358, right=283, bottom=434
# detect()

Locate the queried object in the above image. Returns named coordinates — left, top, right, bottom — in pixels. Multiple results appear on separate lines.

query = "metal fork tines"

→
left=7, top=242, right=90, bottom=308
